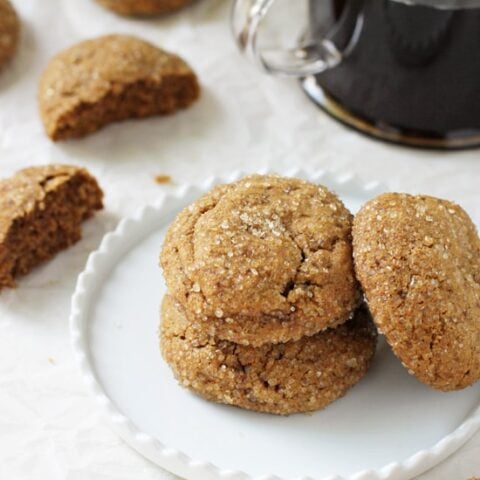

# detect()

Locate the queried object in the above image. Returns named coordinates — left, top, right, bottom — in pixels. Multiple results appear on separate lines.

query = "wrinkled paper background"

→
left=0, top=0, right=479, bottom=479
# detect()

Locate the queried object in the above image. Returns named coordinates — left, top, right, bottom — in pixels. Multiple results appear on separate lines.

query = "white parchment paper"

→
left=0, top=1, right=479, bottom=479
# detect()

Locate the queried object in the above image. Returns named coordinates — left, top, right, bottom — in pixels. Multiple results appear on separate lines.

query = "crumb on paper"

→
left=154, top=174, right=172, bottom=185
left=48, top=357, right=56, bottom=365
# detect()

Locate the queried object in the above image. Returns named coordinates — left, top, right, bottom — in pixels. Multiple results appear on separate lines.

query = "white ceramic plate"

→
left=70, top=169, right=480, bottom=480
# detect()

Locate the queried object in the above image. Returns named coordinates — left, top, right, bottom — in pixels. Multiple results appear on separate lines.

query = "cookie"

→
left=96, top=0, right=194, bottom=16
left=160, top=295, right=377, bottom=415
left=0, top=165, right=103, bottom=289
left=353, top=193, right=480, bottom=391
left=0, top=0, right=20, bottom=70
left=38, top=34, right=200, bottom=140
left=161, top=175, right=360, bottom=346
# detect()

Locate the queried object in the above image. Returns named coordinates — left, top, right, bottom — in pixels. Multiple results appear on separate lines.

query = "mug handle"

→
left=231, top=0, right=365, bottom=77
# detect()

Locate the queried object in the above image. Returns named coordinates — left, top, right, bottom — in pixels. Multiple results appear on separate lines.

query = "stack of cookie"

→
left=160, top=175, right=377, bottom=415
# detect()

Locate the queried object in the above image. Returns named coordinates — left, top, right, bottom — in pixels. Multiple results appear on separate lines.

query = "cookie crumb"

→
left=154, top=174, right=172, bottom=185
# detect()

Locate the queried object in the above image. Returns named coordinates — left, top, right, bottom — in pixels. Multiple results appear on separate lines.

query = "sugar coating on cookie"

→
left=161, top=175, right=360, bottom=346
left=353, top=193, right=480, bottom=391
left=160, top=295, right=377, bottom=415
left=96, top=0, right=194, bottom=16
left=0, top=0, right=20, bottom=70
left=0, top=165, right=103, bottom=289
left=38, top=34, right=200, bottom=140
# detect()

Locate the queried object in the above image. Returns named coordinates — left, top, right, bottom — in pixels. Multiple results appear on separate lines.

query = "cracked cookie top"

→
left=160, top=295, right=377, bottom=415
left=160, top=174, right=360, bottom=346
left=353, top=193, right=480, bottom=391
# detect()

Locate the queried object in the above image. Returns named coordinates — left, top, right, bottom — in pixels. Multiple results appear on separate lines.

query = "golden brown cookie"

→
left=0, top=0, right=20, bottom=70
left=0, top=165, right=103, bottom=289
left=38, top=34, right=200, bottom=141
left=96, top=0, right=194, bottom=16
left=353, top=193, right=480, bottom=391
left=160, top=175, right=360, bottom=346
left=160, top=295, right=377, bottom=415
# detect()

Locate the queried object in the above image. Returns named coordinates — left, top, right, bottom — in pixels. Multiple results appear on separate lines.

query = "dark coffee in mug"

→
left=233, top=0, right=480, bottom=148
left=306, top=0, right=480, bottom=148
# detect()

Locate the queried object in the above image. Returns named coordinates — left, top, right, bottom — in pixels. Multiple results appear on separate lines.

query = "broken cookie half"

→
left=0, top=165, right=103, bottom=289
left=38, top=34, right=200, bottom=141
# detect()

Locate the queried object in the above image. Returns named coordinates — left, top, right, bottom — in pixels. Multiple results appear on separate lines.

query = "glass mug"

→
left=232, top=0, right=480, bottom=149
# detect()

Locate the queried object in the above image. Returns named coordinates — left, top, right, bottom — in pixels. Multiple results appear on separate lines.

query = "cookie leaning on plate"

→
left=160, top=175, right=361, bottom=346
left=38, top=34, right=200, bottom=140
left=0, top=0, right=20, bottom=71
left=0, top=165, right=103, bottom=289
left=353, top=193, right=480, bottom=391
left=160, top=295, right=377, bottom=415
left=96, top=0, right=194, bottom=16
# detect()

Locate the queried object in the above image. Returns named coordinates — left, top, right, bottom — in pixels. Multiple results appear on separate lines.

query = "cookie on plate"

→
left=96, top=0, right=194, bottom=16
left=0, top=165, right=103, bottom=289
left=0, top=0, right=20, bottom=71
left=160, top=175, right=361, bottom=346
left=353, top=193, right=480, bottom=391
left=38, top=34, right=200, bottom=140
left=160, top=295, right=377, bottom=415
